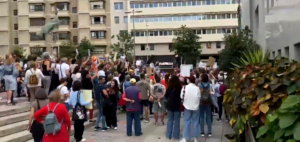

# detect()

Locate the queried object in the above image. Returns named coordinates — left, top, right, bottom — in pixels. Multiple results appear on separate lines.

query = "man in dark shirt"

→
left=94, top=76, right=108, bottom=131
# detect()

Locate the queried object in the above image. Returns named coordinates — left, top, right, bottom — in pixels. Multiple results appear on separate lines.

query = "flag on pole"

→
left=38, top=18, right=61, bottom=36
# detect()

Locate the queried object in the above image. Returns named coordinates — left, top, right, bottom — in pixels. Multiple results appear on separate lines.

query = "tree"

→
left=11, top=46, right=26, bottom=59
left=59, top=40, right=77, bottom=59
left=218, top=26, right=260, bottom=72
left=172, top=25, right=202, bottom=64
left=110, top=31, right=134, bottom=61
left=77, top=37, right=94, bottom=60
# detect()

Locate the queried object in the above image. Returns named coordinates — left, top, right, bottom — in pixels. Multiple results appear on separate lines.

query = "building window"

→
left=114, top=16, right=119, bottom=24
left=149, top=44, right=154, bottom=50
left=140, top=44, right=145, bottom=51
left=58, top=32, right=70, bottom=40
left=30, top=18, right=45, bottom=26
left=30, top=47, right=46, bottom=55
left=14, top=10, right=18, bottom=16
left=91, top=31, right=106, bottom=39
left=207, top=42, right=211, bottom=49
left=124, top=16, right=128, bottom=24
left=72, top=7, right=77, bottom=13
left=168, top=43, right=173, bottom=51
left=29, top=4, right=45, bottom=12
left=58, top=17, right=70, bottom=25
left=14, top=24, right=18, bottom=30
left=114, top=2, right=123, bottom=10
left=73, top=22, right=77, bottom=28
left=51, top=3, right=69, bottom=12
left=73, top=36, right=78, bottom=44
left=216, top=42, right=222, bottom=48
left=14, top=38, right=18, bottom=44
left=30, top=33, right=44, bottom=41
left=93, top=46, right=106, bottom=54
left=90, top=1, right=105, bottom=9
left=91, top=16, right=105, bottom=24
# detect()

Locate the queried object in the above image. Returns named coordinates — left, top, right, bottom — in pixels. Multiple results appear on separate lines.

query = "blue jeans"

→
left=183, top=109, right=200, bottom=139
left=200, top=105, right=212, bottom=133
left=64, top=103, right=71, bottom=111
left=166, top=111, right=181, bottom=139
left=126, top=111, right=142, bottom=136
left=95, top=99, right=106, bottom=128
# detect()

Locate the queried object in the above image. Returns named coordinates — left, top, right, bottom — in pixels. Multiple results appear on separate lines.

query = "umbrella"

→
left=38, top=18, right=61, bottom=36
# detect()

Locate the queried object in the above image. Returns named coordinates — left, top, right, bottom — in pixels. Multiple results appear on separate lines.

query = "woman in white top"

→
left=71, top=66, right=81, bottom=85
left=25, top=61, right=44, bottom=103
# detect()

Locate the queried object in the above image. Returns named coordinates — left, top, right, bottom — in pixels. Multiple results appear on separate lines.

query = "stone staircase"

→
left=0, top=103, right=98, bottom=142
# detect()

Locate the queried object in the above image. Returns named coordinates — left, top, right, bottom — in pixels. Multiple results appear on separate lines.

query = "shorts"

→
left=141, top=100, right=149, bottom=107
left=152, top=101, right=165, bottom=113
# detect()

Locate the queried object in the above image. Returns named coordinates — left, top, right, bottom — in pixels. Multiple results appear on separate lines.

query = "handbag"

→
left=72, top=91, right=88, bottom=121
left=180, top=86, right=186, bottom=112
left=30, top=100, right=44, bottom=141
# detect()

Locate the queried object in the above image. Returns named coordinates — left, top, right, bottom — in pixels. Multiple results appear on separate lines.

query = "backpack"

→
left=44, top=103, right=63, bottom=135
left=219, top=84, right=226, bottom=96
left=72, top=91, right=87, bottom=121
left=29, top=70, right=38, bottom=85
left=200, top=83, right=212, bottom=104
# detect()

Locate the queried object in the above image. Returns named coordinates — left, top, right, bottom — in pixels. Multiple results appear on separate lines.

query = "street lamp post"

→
left=146, top=21, right=149, bottom=60
left=125, top=9, right=142, bottom=62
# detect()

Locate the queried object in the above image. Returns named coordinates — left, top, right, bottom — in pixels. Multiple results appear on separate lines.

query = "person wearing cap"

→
left=122, top=78, right=143, bottom=137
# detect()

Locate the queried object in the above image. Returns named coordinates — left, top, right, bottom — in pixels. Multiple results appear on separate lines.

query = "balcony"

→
left=91, top=31, right=107, bottom=45
left=28, top=0, right=44, bottom=3
left=29, top=18, right=45, bottom=32
left=28, top=3, right=45, bottom=17
left=131, top=19, right=238, bottom=30
left=52, top=32, right=70, bottom=45
left=29, top=32, right=46, bottom=46
left=90, top=16, right=106, bottom=30
left=51, top=2, right=70, bottom=16
left=58, top=17, right=70, bottom=31
left=89, top=1, right=105, bottom=15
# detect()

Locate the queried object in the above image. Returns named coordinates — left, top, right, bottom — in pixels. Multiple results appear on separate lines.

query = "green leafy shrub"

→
left=223, top=58, right=300, bottom=142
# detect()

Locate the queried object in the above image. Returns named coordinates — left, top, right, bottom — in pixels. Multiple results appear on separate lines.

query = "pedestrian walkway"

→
left=79, top=113, right=232, bottom=142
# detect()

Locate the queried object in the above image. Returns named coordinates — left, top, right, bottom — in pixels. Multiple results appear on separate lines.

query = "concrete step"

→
left=0, top=111, right=98, bottom=142
left=0, top=97, right=28, bottom=105
left=0, top=112, right=29, bottom=127
left=0, top=105, right=30, bottom=117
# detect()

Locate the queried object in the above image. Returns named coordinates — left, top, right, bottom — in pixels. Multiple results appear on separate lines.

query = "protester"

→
left=105, top=79, right=119, bottom=129
left=28, top=88, right=48, bottom=142
left=180, top=76, right=200, bottom=142
left=152, top=77, right=166, bottom=125
left=69, top=81, right=91, bottom=142
left=137, top=73, right=151, bottom=122
left=41, top=52, right=52, bottom=94
left=25, top=61, right=44, bottom=103
left=71, top=66, right=81, bottom=85
left=165, top=75, right=182, bottom=140
left=34, top=89, right=71, bottom=142
left=57, top=78, right=70, bottom=111
left=123, top=78, right=143, bottom=136
left=94, top=76, right=108, bottom=131
left=199, top=73, right=215, bottom=137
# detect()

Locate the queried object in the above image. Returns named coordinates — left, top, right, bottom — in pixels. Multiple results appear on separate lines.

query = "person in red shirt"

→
left=34, top=89, right=71, bottom=142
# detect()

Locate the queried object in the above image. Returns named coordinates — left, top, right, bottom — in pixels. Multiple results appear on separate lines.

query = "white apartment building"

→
left=111, top=0, right=239, bottom=62
left=240, top=0, right=300, bottom=61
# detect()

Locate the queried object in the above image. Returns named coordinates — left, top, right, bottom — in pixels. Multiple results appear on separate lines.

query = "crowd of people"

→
left=0, top=52, right=228, bottom=142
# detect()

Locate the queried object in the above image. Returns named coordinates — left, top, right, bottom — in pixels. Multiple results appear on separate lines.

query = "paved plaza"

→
left=79, top=113, right=232, bottom=142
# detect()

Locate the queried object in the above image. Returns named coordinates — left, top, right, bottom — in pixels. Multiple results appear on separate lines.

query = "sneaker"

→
left=101, top=128, right=108, bottom=131
left=80, top=138, right=86, bottom=142
left=106, top=126, right=110, bottom=129
left=94, top=126, right=100, bottom=131
left=217, top=118, right=221, bottom=122
left=144, top=120, right=150, bottom=123
left=114, top=127, right=118, bottom=130
left=208, top=133, right=212, bottom=137
left=180, top=138, right=187, bottom=142
left=200, top=132, right=205, bottom=137
left=193, top=138, right=198, bottom=142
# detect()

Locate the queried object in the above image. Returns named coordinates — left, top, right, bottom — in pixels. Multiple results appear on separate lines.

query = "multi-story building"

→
left=110, top=0, right=239, bottom=62
left=240, top=0, right=300, bottom=61
left=0, top=0, right=111, bottom=57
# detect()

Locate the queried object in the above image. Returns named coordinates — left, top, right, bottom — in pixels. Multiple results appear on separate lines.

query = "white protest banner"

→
left=88, top=49, right=90, bottom=56
left=180, top=64, right=190, bottom=77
